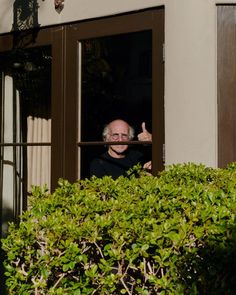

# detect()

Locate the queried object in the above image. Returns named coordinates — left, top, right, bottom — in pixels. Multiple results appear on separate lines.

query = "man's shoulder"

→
left=91, top=152, right=110, bottom=164
left=127, top=149, right=143, bottom=156
left=126, top=149, right=143, bottom=161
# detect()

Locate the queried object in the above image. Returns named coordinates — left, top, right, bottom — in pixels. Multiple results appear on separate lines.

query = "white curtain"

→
left=1, top=75, right=22, bottom=235
left=1, top=70, right=51, bottom=237
left=27, top=115, right=51, bottom=192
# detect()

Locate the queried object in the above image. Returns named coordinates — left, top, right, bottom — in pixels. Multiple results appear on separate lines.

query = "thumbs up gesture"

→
left=137, top=122, right=152, bottom=141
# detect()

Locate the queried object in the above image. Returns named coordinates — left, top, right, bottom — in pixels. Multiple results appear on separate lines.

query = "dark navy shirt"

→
left=90, top=150, right=144, bottom=179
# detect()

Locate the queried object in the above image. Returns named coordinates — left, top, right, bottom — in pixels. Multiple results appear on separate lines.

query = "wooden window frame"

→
left=64, top=8, right=165, bottom=181
left=0, top=26, right=65, bottom=198
left=0, top=7, right=165, bottom=202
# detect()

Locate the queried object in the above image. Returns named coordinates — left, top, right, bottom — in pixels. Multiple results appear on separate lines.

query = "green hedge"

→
left=2, top=163, right=236, bottom=294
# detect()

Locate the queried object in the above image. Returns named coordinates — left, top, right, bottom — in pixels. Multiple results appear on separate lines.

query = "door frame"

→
left=0, top=27, right=65, bottom=193
left=64, top=8, right=165, bottom=181
left=0, top=7, right=165, bottom=192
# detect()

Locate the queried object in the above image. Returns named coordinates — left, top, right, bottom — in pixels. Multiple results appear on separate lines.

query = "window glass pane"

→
left=80, top=31, right=152, bottom=178
left=0, top=46, right=51, bottom=234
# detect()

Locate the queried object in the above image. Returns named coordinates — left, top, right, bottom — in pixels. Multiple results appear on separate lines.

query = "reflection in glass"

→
left=0, top=46, right=51, bottom=235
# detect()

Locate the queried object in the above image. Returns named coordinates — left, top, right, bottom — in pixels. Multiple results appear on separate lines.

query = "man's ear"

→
left=103, top=136, right=108, bottom=148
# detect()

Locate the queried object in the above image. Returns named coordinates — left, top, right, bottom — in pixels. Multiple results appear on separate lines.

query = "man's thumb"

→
left=142, top=122, right=146, bottom=132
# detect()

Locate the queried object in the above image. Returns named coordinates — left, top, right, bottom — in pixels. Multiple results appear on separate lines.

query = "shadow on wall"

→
left=12, top=0, right=40, bottom=32
left=11, top=0, right=64, bottom=46
left=12, top=0, right=40, bottom=47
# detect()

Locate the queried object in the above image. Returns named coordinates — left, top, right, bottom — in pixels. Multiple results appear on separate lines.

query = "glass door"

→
left=65, top=8, right=165, bottom=181
left=0, top=46, right=51, bottom=235
left=80, top=31, right=152, bottom=178
left=0, top=27, right=65, bottom=236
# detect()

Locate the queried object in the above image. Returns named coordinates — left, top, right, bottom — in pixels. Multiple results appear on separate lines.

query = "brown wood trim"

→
left=77, top=141, right=152, bottom=146
left=63, top=26, right=79, bottom=182
left=0, top=34, right=13, bottom=50
left=0, top=27, right=55, bottom=51
left=217, top=5, right=236, bottom=167
left=152, top=9, right=165, bottom=174
left=67, top=9, right=162, bottom=40
left=51, top=26, right=66, bottom=190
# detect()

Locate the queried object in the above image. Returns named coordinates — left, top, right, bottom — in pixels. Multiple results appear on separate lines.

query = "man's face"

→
left=106, top=120, right=130, bottom=158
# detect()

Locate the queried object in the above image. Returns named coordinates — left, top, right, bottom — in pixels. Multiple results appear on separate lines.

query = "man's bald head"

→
left=102, top=119, right=134, bottom=141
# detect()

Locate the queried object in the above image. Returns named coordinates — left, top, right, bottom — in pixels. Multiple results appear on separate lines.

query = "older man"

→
left=90, top=119, right=145, bottom=179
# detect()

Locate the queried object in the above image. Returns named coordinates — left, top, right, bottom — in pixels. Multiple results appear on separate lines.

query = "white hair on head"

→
left=128, top=125, right=135, bottom=140
left=102, top=125, right=110, bottom=141
left=102, top=120, right=135, bottom=141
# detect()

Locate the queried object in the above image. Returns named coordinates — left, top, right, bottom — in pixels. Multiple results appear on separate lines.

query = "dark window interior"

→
left=80, top=31, right=152, bottom=178
left=0, top=46, right=51, bottom=122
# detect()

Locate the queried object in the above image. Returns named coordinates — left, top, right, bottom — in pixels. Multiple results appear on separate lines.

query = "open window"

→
left=65, top=8, right=165, bottom=180
left=80, top=31, right=152, bottom=178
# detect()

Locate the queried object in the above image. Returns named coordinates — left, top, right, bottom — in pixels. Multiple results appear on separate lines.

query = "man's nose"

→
left=118, top=135, right=128, bottom=141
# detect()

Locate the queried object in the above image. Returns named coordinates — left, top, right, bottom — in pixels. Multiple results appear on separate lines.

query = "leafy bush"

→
left=2, top=163, right=236, bottom=294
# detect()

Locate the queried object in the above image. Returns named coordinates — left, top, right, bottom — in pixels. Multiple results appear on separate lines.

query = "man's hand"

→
left=137, top=122, right=152, bottom=141
left=143, top=161, right=152, bottom=171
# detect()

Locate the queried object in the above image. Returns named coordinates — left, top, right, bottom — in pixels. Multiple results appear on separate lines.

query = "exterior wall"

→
left=1, top=0, right=235, bottom=168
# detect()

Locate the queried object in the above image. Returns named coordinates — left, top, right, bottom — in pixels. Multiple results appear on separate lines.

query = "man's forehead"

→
left=109, top=120, right=129, bottom=131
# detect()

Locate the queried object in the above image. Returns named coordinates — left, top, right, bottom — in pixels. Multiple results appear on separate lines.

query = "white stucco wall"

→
left=165, top=0, right=217, bottom=166
left=1, top=0, right=236, bottom=168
